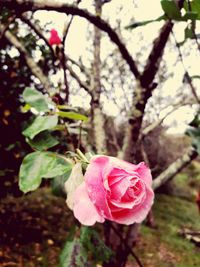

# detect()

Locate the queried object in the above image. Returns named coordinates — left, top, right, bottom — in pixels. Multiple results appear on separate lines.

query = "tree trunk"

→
left=91, top=0, right=107, bottom=155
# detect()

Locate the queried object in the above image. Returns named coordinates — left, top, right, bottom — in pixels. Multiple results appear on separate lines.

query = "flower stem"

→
left=76, top=149, right=89, bottom=163
left=109, top=223, right=144, bottom=267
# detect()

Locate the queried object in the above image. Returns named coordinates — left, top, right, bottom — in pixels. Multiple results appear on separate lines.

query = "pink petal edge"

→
left=73, top=182, right=105, bottom=226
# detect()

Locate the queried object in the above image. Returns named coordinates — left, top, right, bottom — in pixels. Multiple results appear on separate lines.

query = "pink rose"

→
left=49, top=29, right=61, bottom=46
left=73, top=155, right=154, bottom=226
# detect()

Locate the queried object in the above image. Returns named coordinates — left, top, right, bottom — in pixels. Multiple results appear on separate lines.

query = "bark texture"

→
left=153, top=149, right=198, bottom=190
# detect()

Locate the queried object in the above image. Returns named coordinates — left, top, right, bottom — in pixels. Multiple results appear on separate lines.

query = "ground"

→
left=0, top=168, right=200, bottom=267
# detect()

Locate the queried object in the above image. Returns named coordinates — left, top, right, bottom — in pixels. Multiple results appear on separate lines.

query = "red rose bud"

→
left=49, top=29, right=62, bottom=46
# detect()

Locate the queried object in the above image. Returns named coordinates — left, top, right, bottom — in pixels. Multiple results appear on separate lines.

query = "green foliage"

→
left=137, top=194, right=200, bottom=267
left=127, top=0, right=200, bottom=30
left=27, top=130, right=59, bottom=150
left=186, top=127, right=200, bottom=154
left=59, top=227, right=89, bottom=267
left=161, top=0, right=182, bottom=20
left=186, top=112, right=200, bottom=154
left=60, top=239, right=89, bottom=267
left=191, top=75, right=200, bottom=80
left=126, top=16, right=165, bottom=29
left=51, top=170, right=71, bottom=197
left=80, top=227, right=113, bottom=264
left=22, top=87, right=53, bottom=113
left=184, top=0, right=200, bottom=20
left=56, top=111, right=88, bottom=122
left=22, top=115, right=58, bottom=139
left=19, top=151, right=72, bottom=193
left=59, top=226, right=113, bottom=267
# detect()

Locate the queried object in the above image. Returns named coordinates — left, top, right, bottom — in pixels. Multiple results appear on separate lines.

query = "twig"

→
left=142, top=100, right=196, bottom=137
left=61, top=0, right=82, bottom=102
left=171, top=29, right=200, bottom=104
left=3, top=29, right=52, bottom=92
left=109, top=223, right=144, bottom=267
left=0, top=0, right=140, bottom=80
left=66, top=55, right=91, bottom=80
left=66, top=63, right=91, bottom=94
left=78, top=121, right=83, bottom=149
left=152, top=148, right=198, bottom=190
left=0, top=13, right=16, bottom=40
left=19, top=14, right=56, bottom=61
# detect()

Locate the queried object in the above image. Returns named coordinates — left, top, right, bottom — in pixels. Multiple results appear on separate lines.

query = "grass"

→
left=132, top=194, right=200, bottom=267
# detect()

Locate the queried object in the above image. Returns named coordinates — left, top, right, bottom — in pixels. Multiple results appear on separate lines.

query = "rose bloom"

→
left=49, top=29, right=61, bottom=46
left=73, top=156, right=154, bottom=226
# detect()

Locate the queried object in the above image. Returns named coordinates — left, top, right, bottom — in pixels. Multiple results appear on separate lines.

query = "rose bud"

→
left=49, top=29, right=62, bottom=46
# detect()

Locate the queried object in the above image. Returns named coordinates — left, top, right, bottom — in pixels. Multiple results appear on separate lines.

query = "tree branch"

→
left=66, top=63, right=91, bottom=94
left=3, top=29, right=52, bottom=92
left=109, top=223, right=144, bottom=267
left=152, top=148, right=198, bottom=190
left=171, top=29, right=200, bottom=104
left=19, top=14, right=56, bottom=60
left=0, top=0, right=140, bottom=80
left=142, top=100, right=197, bottom=136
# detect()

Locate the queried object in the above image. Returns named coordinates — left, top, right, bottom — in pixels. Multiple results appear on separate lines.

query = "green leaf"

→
left=186, top=128, right=200, bottom=154
left=126, top=15, right=165, bottom=29
left=80, top=227, right=113, bottom=264
left=51, top=170, right=72, bottom=198
left=27, top=131, right=59, bottom=150
left=57, top=105, right=78, bottom=111
left=189, top=113, right=200, bottom=128
left=19, top=152, right=72, bottom=193
left=190, top=0, right=200, bottom=20
left=182, top=11, right=198, bottom=20
left=56, top=111, right=88, bottom=122
left=161, top=0, right=182, bottom=20
left=23, top=115, right=58, bottom=139
left=22, top=87, right=53, bottom=112
left=59, top=239, right=88, bottom=267
left=185, top=25, right=195, bottom=39
left=191, top=75, right=200, bottom=80
left=21, top=103, right=31, bottom=113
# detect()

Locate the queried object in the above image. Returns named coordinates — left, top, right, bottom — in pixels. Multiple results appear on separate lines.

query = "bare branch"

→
left=66, top=55, right=91, bottom=80
left=142, top=100, right=197, bottom=136
left=0, top=14, right=16, bottom=40
left=171, top=30, right=200, bottom=104
left=140, top=20, right=173, bottom=88
left=153, top=148, right=198, bottom=190
left=19, top=14, right=56, bottom=60
left=3, top=29, right=51, bottom=92
left=0, top=0, right=140, bottom=80
left=66, top=63, right=91, bottom=94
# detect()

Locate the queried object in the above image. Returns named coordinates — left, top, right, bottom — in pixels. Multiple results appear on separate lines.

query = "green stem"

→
left=76, top=149, right=89, bottom=163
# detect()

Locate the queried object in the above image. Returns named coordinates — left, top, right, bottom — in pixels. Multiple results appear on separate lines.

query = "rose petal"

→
left=109, top=156, right=139, bottom=172
left=109, top=176, right=131, bottom=200
left=135, top=162, right=152, bottom=186
left=107, top=168, right=127, bottom=186
left=111, top=186, right=154, bottom=225
left=65, top=162, right=84, bottom=210
left=85, top=156, right=112, bottom=219
left=73, top=182, right=105, bottom=226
